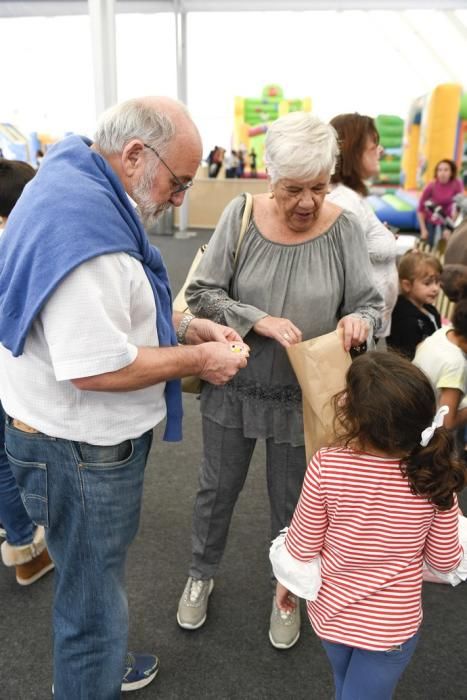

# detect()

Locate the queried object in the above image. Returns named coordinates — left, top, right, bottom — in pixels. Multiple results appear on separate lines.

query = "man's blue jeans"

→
left=321, top=630, right=420, bottom=700
left=0, top=403, right=34, bottom=546
left=5, top=417, right=153, bottom=700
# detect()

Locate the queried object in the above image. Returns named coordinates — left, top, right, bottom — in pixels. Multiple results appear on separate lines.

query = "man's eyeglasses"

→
left=143, top=143, right=193, bottom=195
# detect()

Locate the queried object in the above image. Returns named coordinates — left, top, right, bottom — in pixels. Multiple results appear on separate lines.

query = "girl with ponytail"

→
left=270, top=352, right=466, bottom=700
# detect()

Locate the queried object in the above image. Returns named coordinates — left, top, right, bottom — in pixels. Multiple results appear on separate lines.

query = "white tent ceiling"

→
left=0, top=0, right=467, bottom=228
left=0, top=0, right=466, bottom=16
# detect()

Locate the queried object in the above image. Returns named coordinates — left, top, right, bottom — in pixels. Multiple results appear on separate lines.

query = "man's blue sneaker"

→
left=52, top=652, right=159, bottom=695
left=122, top=652, right=160, bottom=692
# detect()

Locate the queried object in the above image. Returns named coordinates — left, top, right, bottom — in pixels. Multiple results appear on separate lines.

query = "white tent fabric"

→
left=0, top=1, right=466, bottom=16
left=0, top=4, right=466, bottom=156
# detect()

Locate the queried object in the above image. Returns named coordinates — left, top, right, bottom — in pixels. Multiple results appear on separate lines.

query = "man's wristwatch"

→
left=176, top=314, right=195, bottom=344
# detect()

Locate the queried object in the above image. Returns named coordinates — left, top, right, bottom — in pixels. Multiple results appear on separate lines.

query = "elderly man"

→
left=0, top=97, right=248, bottom=699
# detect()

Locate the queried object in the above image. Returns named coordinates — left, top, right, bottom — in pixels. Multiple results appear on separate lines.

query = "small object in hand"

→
left=230, top=344, right=243, bottom=353
left=350, top=342, right=367, bottom=359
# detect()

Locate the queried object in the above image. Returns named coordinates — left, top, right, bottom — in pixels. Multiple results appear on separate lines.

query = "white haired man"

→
left=0, top=97, right=249, bottom=699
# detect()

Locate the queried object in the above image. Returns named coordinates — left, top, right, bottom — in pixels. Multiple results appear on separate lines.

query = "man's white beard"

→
left=132, top=169, right=170, bottom=230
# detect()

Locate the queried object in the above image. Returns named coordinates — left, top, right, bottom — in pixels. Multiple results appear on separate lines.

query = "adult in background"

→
left=441, top=210, right=467, bottom=301
left=0, top=159, right=54, bottom=586
left=249, top=147, right=257, bottom=177
left=0, top=97, right=248, bottom=700
left=176, top=112, right=383, bottom=650
left=327, top=113, right=398, bottom=343
left=417, top=159, right=463, bottom=248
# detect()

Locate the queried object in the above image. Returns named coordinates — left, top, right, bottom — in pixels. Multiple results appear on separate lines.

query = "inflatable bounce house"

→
left=369, top=84, right=467, bottom=230
left=0, top=123, right=30, bottom=162
left=0, top=124, right=58, bottom=166
left=233, top=84, right=311, bottom=176
left=374, top=115, right=404, bottom=185
left=402, top=82, right=467, bottom=190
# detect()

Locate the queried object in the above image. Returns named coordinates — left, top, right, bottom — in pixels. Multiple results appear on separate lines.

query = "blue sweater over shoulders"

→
left=0, top=135, right=182, bottom=441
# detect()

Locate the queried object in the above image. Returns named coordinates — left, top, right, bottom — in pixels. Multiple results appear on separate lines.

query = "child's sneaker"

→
left=121, top=652, right=159, bottom=692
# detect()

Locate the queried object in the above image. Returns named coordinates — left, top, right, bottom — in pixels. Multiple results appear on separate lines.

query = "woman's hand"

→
left=337, top=315, right=369, bottom=352
left=253, top=315, right=302, bottom=348
left=275, top=582, right=297, bottom=613
left=185, top=318, right=243, bottom=345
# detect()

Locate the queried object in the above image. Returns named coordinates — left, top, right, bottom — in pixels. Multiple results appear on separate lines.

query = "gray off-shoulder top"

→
left=186, top=194, right=382, bottom=447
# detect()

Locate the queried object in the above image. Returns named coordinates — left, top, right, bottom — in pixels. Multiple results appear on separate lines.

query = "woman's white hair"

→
left=93, top=98, right=177, bottom=156
left=264, top=112, right=339, bottom=184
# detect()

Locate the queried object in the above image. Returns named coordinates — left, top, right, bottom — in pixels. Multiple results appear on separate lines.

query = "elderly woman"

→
left=177, top=112, right=382, bottom=650
left=327, top=113, right=398, bottom=341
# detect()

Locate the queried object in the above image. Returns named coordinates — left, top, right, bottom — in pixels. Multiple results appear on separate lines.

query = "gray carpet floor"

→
left=1, top=229, right=466, bottom=700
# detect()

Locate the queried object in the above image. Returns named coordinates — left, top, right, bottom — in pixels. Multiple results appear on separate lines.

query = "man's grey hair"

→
left=93, top=98, right=181, bottom=156
left=264, top=112, right=339, bottom=184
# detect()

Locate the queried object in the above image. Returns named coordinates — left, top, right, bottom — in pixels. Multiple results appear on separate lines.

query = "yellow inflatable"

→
left=402, top=83, right=467, bottom=189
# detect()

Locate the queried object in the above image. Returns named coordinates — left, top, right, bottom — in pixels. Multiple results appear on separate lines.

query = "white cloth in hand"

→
left=424, top=514, right=467, bottom=586
left=269, top=528, right=322, bottom=601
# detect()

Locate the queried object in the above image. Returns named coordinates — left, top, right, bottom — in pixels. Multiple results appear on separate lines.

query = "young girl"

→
left=387, top=251, right=442, bottom=360
left=271, top=352, right=466, bottom=700
left=414, top=290, right=467, bottom=431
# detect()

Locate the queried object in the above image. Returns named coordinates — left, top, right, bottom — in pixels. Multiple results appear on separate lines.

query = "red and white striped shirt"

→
left=285, top=447, right=463, bottom=650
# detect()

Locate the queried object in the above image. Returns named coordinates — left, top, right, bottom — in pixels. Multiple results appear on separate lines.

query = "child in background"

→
left=414, top=289, right=467, bottom=432
left=271, top=352, right=466, bottom=700
left=0, top=158, right=54, bottom=585
left=417, top=159, right=463, bottom=248
left=387, top=251, right=442, bottom=359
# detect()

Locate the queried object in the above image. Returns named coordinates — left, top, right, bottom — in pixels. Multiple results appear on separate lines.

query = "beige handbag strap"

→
left=233, top=192, right=253, bottom=264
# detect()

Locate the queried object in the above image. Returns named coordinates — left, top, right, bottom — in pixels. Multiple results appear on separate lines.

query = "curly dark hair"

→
left=333, top=352, right=466, bottom=510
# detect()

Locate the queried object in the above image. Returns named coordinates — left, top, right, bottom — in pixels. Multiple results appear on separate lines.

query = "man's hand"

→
left=275, top=582, right=297, bottom=613
left=253, top=315, right=302, bottom=348
left=337, top=315, right=369, bottom=352
left=198, top=341, right=250, bottom=385
left=185, top=318, right=242, bottom=345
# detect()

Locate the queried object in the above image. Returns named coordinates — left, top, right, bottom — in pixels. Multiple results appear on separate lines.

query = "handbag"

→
left=174, top=193, right=253, bottom=393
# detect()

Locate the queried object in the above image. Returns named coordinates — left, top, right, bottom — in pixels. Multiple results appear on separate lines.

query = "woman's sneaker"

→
left=177, top=576, right=214, bottom=629
left=269, top=595, right=301, bottom=649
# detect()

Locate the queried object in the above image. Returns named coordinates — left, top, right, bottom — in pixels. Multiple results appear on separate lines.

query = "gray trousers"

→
left=189, top=416, right=307, bottom=580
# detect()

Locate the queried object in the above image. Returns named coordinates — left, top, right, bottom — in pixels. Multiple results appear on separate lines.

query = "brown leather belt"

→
left=12, top=418, right=39, bottom=433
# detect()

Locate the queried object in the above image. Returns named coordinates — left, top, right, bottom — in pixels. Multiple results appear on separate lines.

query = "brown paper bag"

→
left=287, top=330, right=351, bottom=461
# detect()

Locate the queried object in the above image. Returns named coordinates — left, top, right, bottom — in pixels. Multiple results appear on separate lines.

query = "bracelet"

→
left=176, top=314, right=195, bottom=344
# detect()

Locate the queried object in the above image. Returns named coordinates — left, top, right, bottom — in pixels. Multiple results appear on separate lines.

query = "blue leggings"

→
left=321, top=630, right=420, bottom=700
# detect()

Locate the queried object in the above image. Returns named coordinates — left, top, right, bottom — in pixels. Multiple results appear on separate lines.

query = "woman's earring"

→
left=269, top=191, right=275, bottom=199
